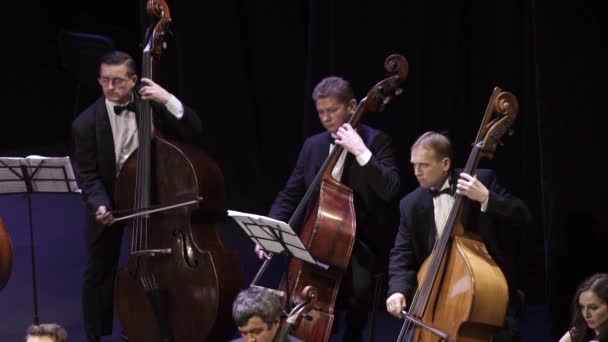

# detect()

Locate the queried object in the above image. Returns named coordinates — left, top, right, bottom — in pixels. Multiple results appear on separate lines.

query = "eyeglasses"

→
left=98, top=77, right=129, bottom=87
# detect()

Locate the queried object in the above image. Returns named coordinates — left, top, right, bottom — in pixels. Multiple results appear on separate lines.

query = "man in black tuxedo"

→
left=386, top=131, right=531, bottom=341
left=71, top=50, right=201, bottom=342
left=255, top=76, right=401, bottom=341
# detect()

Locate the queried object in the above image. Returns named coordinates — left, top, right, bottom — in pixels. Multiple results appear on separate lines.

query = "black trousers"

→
left=493, top=289, right=526, bottom=342
left=333, top=240, right=378, bottom=342
left=82, top=222, right=124, bottom=342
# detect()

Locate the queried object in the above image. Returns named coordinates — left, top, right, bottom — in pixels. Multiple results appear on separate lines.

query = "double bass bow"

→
left=251, top=54, right=409, bottom=342
left=0, top=216, right=13, bottom=290
left=113, top=1, right=244, bottom=340
left=397, top=87, right=519, bottom=341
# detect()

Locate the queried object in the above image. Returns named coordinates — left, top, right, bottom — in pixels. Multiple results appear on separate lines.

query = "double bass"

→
left=397, top=87, right=519, bottom=341
left=113, top=1, right=244, bottom=340
left=0, top=216, right=13, bottom=290
left=251, top=54, right=408, bottom=342
left=274, top=286, right=318, bottom=342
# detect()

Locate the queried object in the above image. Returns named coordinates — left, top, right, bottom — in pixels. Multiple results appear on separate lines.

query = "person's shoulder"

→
left=73, top=97, right=105, bottom=126
left=359, top=124, right=394, bottom=146
left=455, top=168, right=495, bottom=185
left=229, top=337, right=243, bottom=342
left=358, top=124, right=383, bottom=138
left=474, top=169, right=497, bottom=187
left=288, top=335, right=304, bottom=342
left=475, top=169, right=495, bottom=179
left=303, top=131, right=329, bottom=147
left=557, top=330, right=572, bottom=342
left=400, top=186, right=425, bottom=207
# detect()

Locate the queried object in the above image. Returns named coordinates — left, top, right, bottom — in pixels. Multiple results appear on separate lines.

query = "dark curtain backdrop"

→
left=3, top=1, right=606, bottom=339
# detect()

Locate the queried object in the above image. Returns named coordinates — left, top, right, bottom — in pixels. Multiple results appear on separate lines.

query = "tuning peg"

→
left=395, top=88, right=403, bottom=96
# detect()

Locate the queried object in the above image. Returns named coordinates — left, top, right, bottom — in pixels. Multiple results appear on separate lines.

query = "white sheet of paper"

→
left=227, top=210, right=328, bottom=269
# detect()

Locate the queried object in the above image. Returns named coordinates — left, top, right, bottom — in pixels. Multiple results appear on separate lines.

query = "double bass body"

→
left=0, top=216, right=13, bottom=290
left=414, top=234, right=508, bottom=341
left=286, top=178, right=356, bottom=341
left=114, top=137, right=244, bottom=341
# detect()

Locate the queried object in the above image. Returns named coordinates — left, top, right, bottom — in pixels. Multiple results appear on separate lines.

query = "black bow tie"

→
left=430, top=187, right=453, bottom=198
left=329, top=135, right=336, bottom=145
left=113, top=102, right=136, bottom=115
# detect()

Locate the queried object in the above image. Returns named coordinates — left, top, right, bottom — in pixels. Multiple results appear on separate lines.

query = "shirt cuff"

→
left=165, top=95, right=184, bottom=119
left=356, top=149, right=372, bottom=166
left=480, top=195, right=489, bottom=212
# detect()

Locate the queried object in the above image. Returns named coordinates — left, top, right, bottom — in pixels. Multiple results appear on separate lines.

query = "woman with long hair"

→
left=559, top=273, right=608, bottom=342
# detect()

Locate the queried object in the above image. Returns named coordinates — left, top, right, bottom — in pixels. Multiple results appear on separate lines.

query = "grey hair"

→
left=26, top=323, right=68, bottom=342
left=232, top=286, right=282, bottom=327
left=312, top=76, right=354, bottom=104
left=411, top=131, right=453, bottom=161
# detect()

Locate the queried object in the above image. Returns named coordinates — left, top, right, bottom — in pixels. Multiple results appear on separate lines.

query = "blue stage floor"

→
left=0, top=194, right=553, bottom=341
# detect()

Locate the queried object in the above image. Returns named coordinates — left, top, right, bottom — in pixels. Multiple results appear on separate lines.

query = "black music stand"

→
left=0, top=156, right=78, bottom=324
left=227, top=210, right=327, bottom=269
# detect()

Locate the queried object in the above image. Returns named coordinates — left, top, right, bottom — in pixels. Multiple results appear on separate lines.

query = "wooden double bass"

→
left=274, top=286, right=318, bottom=342
left=251, top=54, right=408, bottom=342
left=0, top=216, right=14, bottom=290
left=397, top=87, right=519, bottom=341
left=113, top=1, right=244, bottom=341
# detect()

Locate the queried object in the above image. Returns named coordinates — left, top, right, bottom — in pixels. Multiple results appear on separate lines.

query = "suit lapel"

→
left=419, top=190, right=437, bottom=254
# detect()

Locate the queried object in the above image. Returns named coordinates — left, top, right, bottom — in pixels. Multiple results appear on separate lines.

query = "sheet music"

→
left=227, top=210, right=328, bottom=269
left=0, top=158, right=28, bottom=193
left=0, top=156, right=79, bottom=194
left=25, top=156, right=78, bottom=192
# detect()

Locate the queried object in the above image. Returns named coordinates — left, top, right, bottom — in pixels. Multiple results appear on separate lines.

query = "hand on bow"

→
left=95, top=205, right=114, bottom=226
left=386, top=292, right=407, bottom=318
left=254, top=244, right=270, bottom=260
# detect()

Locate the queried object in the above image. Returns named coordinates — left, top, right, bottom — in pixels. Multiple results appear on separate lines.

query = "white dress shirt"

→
left=329, top=135, right=372, bottom=181
left=432, top=178, right=455, bottom=238
left=105, top=95, right=184, bottom=175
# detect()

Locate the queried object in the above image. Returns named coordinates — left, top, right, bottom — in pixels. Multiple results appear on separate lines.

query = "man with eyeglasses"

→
left=71, top=50, right=201, bottom=342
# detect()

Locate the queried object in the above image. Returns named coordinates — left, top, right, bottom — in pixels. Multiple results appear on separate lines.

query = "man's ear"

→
left=442, top=157, right=451, bottom=171
left=348, top=98, right=357, bottom=112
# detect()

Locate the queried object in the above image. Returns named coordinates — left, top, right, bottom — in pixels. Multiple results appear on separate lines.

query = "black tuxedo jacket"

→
left=71, top=95, right=202, bottom=243
left=268, top=124, right=401, bottom=265
left=387, top=169, right=531, bottom=300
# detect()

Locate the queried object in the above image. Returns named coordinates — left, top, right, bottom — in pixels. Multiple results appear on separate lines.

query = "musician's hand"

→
left=335, top=124, right=368, bottom=157
left=456, top=173, right=489, bottom=204
left=386, top=292, right=407, bottom=318
left=95, top=205, right=114, bottom=226
left=139, top=78, right=172, bottom=104
left=255, top=244, right=270, bottom=260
